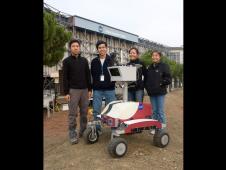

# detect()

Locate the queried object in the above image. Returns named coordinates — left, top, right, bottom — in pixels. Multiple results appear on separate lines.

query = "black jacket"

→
left=91, top=55, right=115, bottom=90
left=126, top=59, right=146, bottom=91
left=62, top=54, right=92, bottom=95
left=145, top=62, right=171, bottom=96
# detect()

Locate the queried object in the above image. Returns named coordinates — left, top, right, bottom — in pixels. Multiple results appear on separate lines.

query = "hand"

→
left=88, top=91, right=92, bottom=99
left=65, top=94, right=70, bottom=102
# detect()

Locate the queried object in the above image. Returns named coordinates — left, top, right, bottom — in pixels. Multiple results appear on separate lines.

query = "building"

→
left=167, top=46, right=183, bottom=64
left=43, top=3, right=171, bottom=76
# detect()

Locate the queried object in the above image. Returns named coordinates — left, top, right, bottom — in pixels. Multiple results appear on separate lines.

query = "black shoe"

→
left=79, top=132, right=83, bottom=138
left=79, top=128, right=86, bottom=138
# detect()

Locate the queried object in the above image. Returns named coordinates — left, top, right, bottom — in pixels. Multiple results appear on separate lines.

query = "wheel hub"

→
left=116, top=143, right=126, bottom=155
left=89, top=132, right=97, bottom=142
left=161, top=134, right=169, bottom=145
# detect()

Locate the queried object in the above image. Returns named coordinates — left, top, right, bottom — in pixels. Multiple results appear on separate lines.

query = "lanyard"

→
left=99, top=58, right=104, bottom=75
left=101, top=63, right=104, bottom=75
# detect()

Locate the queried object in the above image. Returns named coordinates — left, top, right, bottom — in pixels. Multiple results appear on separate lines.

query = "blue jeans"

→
left=93, top=90, right=116, bottom=131
left=149, top=95, right=166, bottom=124
left=128, top=90, right=144, bottom=103
left=93, top=90, right=116, bottom=119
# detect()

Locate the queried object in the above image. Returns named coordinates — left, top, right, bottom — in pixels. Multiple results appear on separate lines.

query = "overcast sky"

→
left=44, top=0, right=183, bottom=47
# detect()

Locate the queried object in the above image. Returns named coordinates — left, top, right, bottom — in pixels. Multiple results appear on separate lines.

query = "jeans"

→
left=93, top=90, right=116, bottom=130
left=149, top=95, right=166, bottom=124
left=128, top=90, right=144, bottom=103
left=93, top=90, right=116, bottom=131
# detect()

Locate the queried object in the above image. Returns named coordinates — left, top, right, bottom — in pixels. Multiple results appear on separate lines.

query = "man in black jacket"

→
left=127, top=47, right=146, bottom=102
left=63, top=39, right=92, bottom=144
left=145, top=51, right=171, bottom=134
left=91, top=40, right=116, bottom=133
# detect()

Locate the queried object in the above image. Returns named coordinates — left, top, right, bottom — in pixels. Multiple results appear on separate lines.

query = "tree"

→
left=140, top=50, right=152, bottom=67
left=44, top=11, right=72, bottom=67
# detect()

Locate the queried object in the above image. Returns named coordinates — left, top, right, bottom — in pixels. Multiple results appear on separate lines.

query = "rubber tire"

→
left=153, top=130, right=170, bottom=148
left=108, top=137, right=128, bottom=158
left=83, top=127, right=99, bottom=144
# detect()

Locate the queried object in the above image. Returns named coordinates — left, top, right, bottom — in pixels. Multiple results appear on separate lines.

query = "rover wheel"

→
left=108, top=137, right=127, bottom=157
left=83, top=127, right=99, bottom=144
left=153, top=129, right=170, bottom=148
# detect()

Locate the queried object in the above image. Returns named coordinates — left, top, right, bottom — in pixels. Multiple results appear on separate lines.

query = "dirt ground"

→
left=44, top=89, right=183, bottom=170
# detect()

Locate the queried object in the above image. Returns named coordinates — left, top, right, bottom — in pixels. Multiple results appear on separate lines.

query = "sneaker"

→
left=97, top=129, right=102, bottom=135
left=150, top=129, right=156, bottom=135
left=79, top=128, right=86, bottom=138
left=70, top=136, right=79, bottom=144
left=161, top=123, right=166, bottom=129
left=79, top=132, right=83, bottom=138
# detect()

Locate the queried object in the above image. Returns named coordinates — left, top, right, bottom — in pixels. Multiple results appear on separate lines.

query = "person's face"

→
left=70, top=42, right=80, bottom=55
left=152, top=52, right=161, bottom=63
left=129, top=49, right=138, bottom=61
left=98, top=44, right=107, bottom=56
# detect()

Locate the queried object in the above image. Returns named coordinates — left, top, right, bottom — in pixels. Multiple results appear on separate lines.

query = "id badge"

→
left=100, top=75, right=105, bottom=81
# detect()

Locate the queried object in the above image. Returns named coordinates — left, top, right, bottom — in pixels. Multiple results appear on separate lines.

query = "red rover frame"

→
left=83, top=65, right=170, bottom=158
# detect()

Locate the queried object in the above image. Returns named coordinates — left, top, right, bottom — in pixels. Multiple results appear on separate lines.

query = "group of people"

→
left=63, top=39, right=171, bottom=144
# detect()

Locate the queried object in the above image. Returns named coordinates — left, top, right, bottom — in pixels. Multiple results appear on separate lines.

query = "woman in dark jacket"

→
left=145, top=51, right=171, bottom=133
left=127, top=47, right=146, bottom=102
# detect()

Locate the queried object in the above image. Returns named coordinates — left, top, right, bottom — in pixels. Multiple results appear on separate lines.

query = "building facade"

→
left=43, top=4, right=179, bottom=77
left=167, top=46, right=183, bottom=64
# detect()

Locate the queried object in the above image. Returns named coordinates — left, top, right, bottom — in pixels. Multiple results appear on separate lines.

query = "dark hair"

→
left=152, top=50, right=162, bottom=57
left=69, top=39, right=81, bottom=48
left=96, top=40, right=107, bottom=49
left=129, top=47, right=139, bottom=55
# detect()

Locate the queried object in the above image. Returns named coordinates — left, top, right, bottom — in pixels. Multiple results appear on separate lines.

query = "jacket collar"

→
left=70, top=53, right=81, bottom=59
left=151, top=61, right=161, bottom=68
left=129, top=58, right=140, bottom=64
left=98, top=54, right=110, bottom=61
